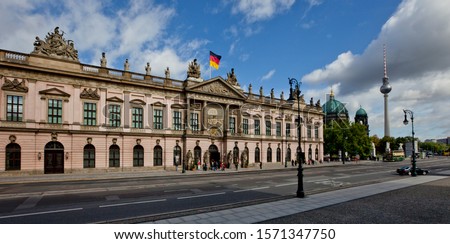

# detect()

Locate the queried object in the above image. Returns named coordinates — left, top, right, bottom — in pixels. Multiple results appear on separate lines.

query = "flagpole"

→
left=209, top=65, right=211, bottom=80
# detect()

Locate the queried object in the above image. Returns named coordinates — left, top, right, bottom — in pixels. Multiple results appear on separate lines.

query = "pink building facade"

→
left=0, top=28, right=324, bottom=175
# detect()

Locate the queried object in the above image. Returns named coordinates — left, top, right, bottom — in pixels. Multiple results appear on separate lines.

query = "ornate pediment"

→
left=31, top=27, right=79, bottom=61
left=39, top=87, right=70, bottom=97
left=106, top=96, right=124, bottom=103
left=80, top=88, right=100, bottom=100
left=130, top=99, right=146, bottom=105
left=2, top=78, right=28, bottom=93
left=188, top=77, right=246, bottom=100
left=151, top=101, right=166, bottom=107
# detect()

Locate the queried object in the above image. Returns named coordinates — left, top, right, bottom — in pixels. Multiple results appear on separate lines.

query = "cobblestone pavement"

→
left=260, top=177, right=450, bottom=224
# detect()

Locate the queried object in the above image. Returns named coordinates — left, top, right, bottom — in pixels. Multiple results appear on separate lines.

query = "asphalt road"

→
left=261, top=176, right=450, bottom=224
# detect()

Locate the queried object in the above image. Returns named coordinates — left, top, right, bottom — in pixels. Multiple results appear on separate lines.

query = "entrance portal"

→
left=208, top=144, right=220, bottom=165
left=44, top=141, right=64, bottom=174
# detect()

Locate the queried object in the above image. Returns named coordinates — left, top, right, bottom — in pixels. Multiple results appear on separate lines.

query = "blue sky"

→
left=1, top=0, right=449, bottom=141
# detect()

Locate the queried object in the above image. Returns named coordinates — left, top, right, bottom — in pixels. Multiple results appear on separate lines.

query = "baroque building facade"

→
left=0, top=27, right=324, bottom=175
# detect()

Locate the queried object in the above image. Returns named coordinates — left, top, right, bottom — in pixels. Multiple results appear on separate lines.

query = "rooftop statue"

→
left=226, top=68, right=239, bottom=86
left=32, top=27, right=79, bottom=61
left=187, top=59, right=201, bottom=79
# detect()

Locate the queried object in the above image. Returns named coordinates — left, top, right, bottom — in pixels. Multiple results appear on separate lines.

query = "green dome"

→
left=355, top=106, right=367, bottom=117
left=323, top=96, right=348, bottom=115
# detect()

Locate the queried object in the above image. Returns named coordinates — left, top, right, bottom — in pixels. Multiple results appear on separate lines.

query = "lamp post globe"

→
left=287, top=78, right=305, bottom=198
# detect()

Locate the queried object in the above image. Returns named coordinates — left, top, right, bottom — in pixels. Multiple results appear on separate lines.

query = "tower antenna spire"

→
left=383, top=44, right=388, bottom=78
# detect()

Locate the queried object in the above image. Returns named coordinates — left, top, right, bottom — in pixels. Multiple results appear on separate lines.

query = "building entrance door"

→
left=208, top=144, right=220, bottom=165
left=44, top=141, right=64, bottom=174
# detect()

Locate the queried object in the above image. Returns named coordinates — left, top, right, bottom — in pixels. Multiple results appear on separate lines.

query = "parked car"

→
left=396, top=166, right=429, bottom=175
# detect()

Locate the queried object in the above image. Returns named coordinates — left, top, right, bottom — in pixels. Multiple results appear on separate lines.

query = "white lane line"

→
left=99, top=199, right=167, bottom=208
left=233, top=186, right=270, bottom=193
left=275, top=183, right=296, bottom=187
left=0, top=208, right=83, bottom=219
left=177, top=192, right=225, bottom=200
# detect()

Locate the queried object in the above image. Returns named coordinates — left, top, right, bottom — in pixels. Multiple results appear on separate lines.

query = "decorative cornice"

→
left=106, top=96, right=124, bottom=103
left=130, top=99, right=146, bottom=105
left=39, top=87, right=70, bottom=97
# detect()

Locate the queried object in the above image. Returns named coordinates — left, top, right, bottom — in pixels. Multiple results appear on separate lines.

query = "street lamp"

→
left=287, top=77, right=305, bottom=198
left=403, top=109, right=416, bottom=177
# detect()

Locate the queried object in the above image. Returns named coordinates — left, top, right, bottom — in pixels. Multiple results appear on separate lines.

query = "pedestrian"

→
left=291, top=160, right=294, bottom=166
left=259, top=161, right=263, bottom=169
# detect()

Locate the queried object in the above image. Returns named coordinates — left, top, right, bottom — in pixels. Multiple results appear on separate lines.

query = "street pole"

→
left=403, top=109, right=416, bottom=177
left=288, top=78, right=305, bottom=198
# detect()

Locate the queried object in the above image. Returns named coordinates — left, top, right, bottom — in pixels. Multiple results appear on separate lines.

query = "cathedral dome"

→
left=322, top=90, right=348, bottom=116
left=355, top=106, right=367, bottom=117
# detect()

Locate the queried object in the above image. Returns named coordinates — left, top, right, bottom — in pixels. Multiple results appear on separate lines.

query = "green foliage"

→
left=323, top=120, right=372, bottom=159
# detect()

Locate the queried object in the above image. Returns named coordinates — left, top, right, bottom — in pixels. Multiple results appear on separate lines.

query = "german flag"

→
left=209, top=51, right=221, bottom=69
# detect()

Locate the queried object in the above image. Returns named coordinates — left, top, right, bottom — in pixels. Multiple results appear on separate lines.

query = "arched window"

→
left=267, top=147, right=272, bottom=162
left=287, top=148, right=291, bottom=162
left=315, top=147, right=319, bottom=160
left=174, top=145, right=182, bottom=166
left=308, top=147, right=313, bottom=162
left=154, top=145, right=163, bottom=166
left=109, top=144, right=120, bottom=167
left=255, top=147, right=260, bottom=163
left=233, top=146, right=239, bottom=165
left=83, top=144, right=95, bottom=168
left=133, top=145, right=144, bottom=167
left=6, top=143, right=21, bottom=170
left=194, top=146, right=201, bottom=165
left=276, top=147, right=281, bottom=162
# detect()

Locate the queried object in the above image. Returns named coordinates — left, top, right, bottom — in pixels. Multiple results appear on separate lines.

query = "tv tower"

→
left=380, top=45, right=392, bottom=137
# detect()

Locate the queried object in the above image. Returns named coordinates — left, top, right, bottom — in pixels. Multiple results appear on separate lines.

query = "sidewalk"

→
left=0, top=160, right=366, bottom=184
left=149, top=175, right=448, bottom=224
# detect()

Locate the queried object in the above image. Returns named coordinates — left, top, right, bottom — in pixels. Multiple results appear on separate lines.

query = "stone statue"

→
left=227, top=150, right=233, bottom=167
left=165, top=67, right=170, bottom=78
left=100, top=52, right=107, bottom=67
left=240, top=149, right=248, bottom=168
left=124, top=59, right=130, bottom=71
left=203, top=151, right=210, bottom=165
left=280, top=91, right=284, bottom=100
left=186, top=150, right=193, bottom=168
left=248, top=84, right=252, bottom=94
left=187, top=59, right=201, bottom=79
left=226, top=68, right=239, bottom=86
left=145, top=62, right=151, bottom=75
left=32, top=27, right=79, bottom=61
left=310, top=97, right=314, bottom=106
left=271, top=88, right=274, bottom=99
left=315, top=99, right=321, bottom=107
left=259, top=86, right=263, bottom=97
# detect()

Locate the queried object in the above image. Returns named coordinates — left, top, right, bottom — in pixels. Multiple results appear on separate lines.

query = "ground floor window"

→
left=154, top=145, right=163, bottom=166
left=83, top=144, right=95, bottom=168
left=109, top=145, right=120, bottom=167
left=6, top=143, right=21, bottom=170
left=133, top=145, right=144, bottom=167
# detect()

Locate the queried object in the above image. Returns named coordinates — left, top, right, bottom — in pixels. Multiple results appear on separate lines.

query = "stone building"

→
left=0, top=27, right=324, bottom=175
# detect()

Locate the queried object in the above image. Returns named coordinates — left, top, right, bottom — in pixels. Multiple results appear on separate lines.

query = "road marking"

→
left=275, top=183, right=296, bottom=187
left=15, top=195, right=43, bottom=210
left=99, top=199, right=166, bottom=208
left=233, top=186, right=270, bottom=193
left=0, top=208, right=83, bottom=219
left=177, top=192, right=225, bottom=200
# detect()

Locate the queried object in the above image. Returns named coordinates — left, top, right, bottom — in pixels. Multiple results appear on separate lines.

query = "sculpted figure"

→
left=187, top=59, right=201, bottom=79
left=101, top=52, right=107, bottom=67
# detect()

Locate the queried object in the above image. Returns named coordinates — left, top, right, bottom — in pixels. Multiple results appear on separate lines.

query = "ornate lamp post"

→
left=287, top=78, right=305, bottom=198
left=403, top=109, right=416, bottom=177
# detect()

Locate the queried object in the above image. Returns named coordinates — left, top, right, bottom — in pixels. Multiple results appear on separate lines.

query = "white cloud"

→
left=301, top=0, right=450, bottom=139
left=232, top=0, right=295, bottom=23
left=261, top=69, right=276, bottom=80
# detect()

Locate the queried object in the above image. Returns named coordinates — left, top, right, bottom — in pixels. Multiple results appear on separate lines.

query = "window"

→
left=190, top=113, right=199, bottom=131
left=276, top=122, right=282, bottom=137
left=194, top=146, right=201, bottom=165
left=276, top=147, right=281, bottom=162
left=83, top=102, right=97, bottom=126
left=229, top=117, right=236, bottom=135
left=109, top=104, right=121, bottom=127
left=132, top=107, right=143, bottom=129
left=267, top=147, right=272, bottom=162
left=265, top=120, right=271, bottom=135
left=254, top=119, right=260, bottom=135
left=307, top=125, right=312, bottom=138
left=133, top=145, right=144, bottom=167
left=153, top=109, right=163, bottom=129
left=154, top=145, right=163, bottom=166
left=173, top=111, right=182, bottom=130
left=6, top=143, right=21, bottom=170
left=6, top=95, right=23, bottom=122
left=315, top=125, right=319, bottom=139
left=286, top=123, right=291, bottom=137
left=109, top=144, right=120, bottom=167
left=48, top=99, right=62, bottom=124
left=174, top=146, right=182, bottom=166
left=243, top=119, right=249, bottom=135
left=83, top=144, right=95, bottom=168
left=255, top=147, right=261, bottom=162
